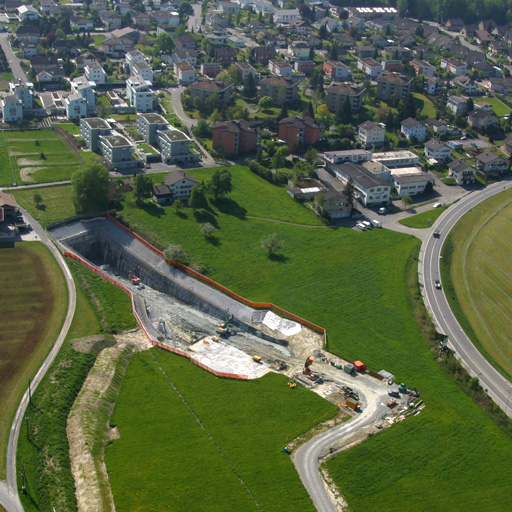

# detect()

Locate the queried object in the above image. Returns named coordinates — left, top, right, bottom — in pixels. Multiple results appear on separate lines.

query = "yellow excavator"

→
left=216, top=314, right=234, bottom=337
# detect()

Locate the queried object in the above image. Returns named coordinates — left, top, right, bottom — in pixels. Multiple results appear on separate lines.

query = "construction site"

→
left=48, top=217, right=426, bottom=508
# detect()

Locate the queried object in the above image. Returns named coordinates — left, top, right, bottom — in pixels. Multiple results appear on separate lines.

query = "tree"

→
left=259, top=95, right=273, bottom=110
left=318, top=23, right=328, bottom=39
left=154, top=32, right=174, bottom=55
left=243, top=72, right=257, bottom=98
left=134, top=174, right=154, bottom=203
left=272, top=146, right=289, bottom=169
left=72, top=162, right=109, bottom=214
left=305, top=147, right=320, bottom=167
left=344, top=178, right=355, bottom=207
left=201, top=222, right=216, bottom=238
left=466, top=97, right=474, bottom=112
left=165, top=244, right=189, bottom=264
left=278, top=102, right=288, bottom=121
left=174, top=199, right=184, bottom=214
left=208, top=169, right=233, bottom=200
left=194, top=118, right=212, bottom=138
left=329, top=44, right=338, bottom=60
left=178, top=1, right=194, bottom=22
left=189, top=184, right=209, bottom=209
left=261, top=233, right=284, bottom=256
left=402, top=195, right=412, bottom=211
left=33, top=191, right=43, bottom=208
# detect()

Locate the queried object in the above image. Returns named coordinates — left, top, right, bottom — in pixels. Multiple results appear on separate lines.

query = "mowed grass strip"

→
left=0, top=242, right=67, bottom=479
left=444, top=190, right=512, bottom=380
left=399, top=205, right=448, bottom=228
left=0, top=131, right=16, bottom=186
left=105, top=349, right=337, bottom=512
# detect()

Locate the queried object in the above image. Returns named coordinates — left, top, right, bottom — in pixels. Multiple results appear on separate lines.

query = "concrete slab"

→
left=189, top=337, right=270, bottom=379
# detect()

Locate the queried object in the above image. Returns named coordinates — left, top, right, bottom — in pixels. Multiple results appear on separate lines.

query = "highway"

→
left=0, top=209, right=77, bottom=512
left=420, top=180, right=512, bottom=418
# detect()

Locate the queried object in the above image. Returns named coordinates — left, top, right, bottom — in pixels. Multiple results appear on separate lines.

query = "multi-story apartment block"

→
left=278, top=116, right=321, bottom=154
left=212, top=119, right=258, bottom=157
left=126, top=76, right=154, bottom=112
left=80, top=117, right=111, bottom=152
left=259, top=76, right=300, bottom=106
left=325, top=83, right=364, bottom=112
left=376, top=72, right=412, bottom=101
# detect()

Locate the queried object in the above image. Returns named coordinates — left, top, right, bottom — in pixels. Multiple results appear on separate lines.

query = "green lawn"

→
left=13, top=185, right=75, bottom=227
left=106, top=349, right=337, bottom=512
left=399, top=205, right=448, bottom=228
left=483, top=97, right=512, bottom=117
left=0, top=243, right=68, bottom=479
left=91, top=34, right=106, bottom=48
left=53, top=123, right=80, bottom=135
left=442, top=190, right=512, bottom=381
left=0, top=131, right=16, bottom=186
left=412, top=93, right=436, bottom=117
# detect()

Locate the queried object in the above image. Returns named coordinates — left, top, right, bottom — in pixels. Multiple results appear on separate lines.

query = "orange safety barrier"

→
left=65, top=251, right=250, bottom=380
left=106, top=215, right=327, bottom=336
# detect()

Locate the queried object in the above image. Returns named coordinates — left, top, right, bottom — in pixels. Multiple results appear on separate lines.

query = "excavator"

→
left=304, top=355, right=314, bottom=375
left=216, top=314, right=234, bottom=337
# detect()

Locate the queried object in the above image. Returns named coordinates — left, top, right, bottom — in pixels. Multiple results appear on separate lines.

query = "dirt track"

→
left=67, top=330, right=151, bottom=512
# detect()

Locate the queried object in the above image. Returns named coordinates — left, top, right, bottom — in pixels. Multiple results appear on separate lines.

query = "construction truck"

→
left=304, top=355, right=314, bottom=375
left=216, top=314, right=234, bottom=337
left=345, top=399, right=359, bottom=411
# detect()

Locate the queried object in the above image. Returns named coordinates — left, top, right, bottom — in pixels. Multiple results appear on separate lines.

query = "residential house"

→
left=134, top=13, right=152, bottom=30
left=287, top=178, right=326, bottom=202
left=425, top=118, right=448, bottom=134
left=85, top=62, right=107, bottom=84
left=475, top=151, right=509, bottom=174
left=64, top=93, right=87, bottom=120
left=451, top=75, right=478, bottom=96
left=288, top=41, right=310, bottom=61
left=74, top=52, right=98, bottom=71
left=446, top=95, right=470, bottom=116
left=329, top=161, right=391, bottom=206
left=475, top=30, right=492, bottom=44
left=15, top=24, right=40, bottom=44
left=411, top=60, right=435, bottom=76
left=174, top=61, right=196, bottom=85
left=99, top=131, right=136, bottom=170
left=71, top=76, right=96, bottom=112
left=1, top=95, right=23, bottom=123
left=167, top=50, right=197, bottom=67
left=391, top=171, right=432, bottom=197
left=80, top=117, right=111, bottom=151
left=157, top=128, right=199, bottom=165
left=381, top=60, right=403, bottom=73
left=52, top=39, right=79, bottom=57
left=268, top=59, right=293, bottom=77
left=504, top=134, right=512, bottom=155
left=357, top=58, right=383, bottom=79
left=354, top=46, right=376, bottom=59
left=259, top=76, right=300, bottom=106
left=425, top=76, right=443, bottom=95
left=314, top=17, right=341, bottom=33
left=383, top=46, right=412, bottom=60
left=17, top=5, right=39, bottom=21
left=376, top=73, right=412, bottom=101
left=39, top=0, right=56, bottom=14
left=358, top=121, right=386, bottom=148
left=188, top=80, right=232, bottom=107
left=319, top=190, right=352, bottom=219
left=369, top=33, right=388, bottom=48
left=19, top=41, right=38, bottom=58
left=213, top=119, right=258, bottom=156
left=274, top=9, right=300, bottom=24
left=424, top=140, right=451, bottom=162
left=213, top=46, right=237, bottom=67
left=9, top=79, right=34, bottom=110
left=162, top=172, right=198, bottom=202
left=126, top=50, right=148, bottom=73
left=288, top=18, right=311, bottom=36
left=71, top=17, right=94, bottom=31
left=448, top=160, right=476, bottom=185
left=481, top=77, right=512, bottom=95
left=253, top=46, right=276, bottom=65
left=234, top=62, right=257, bottom=82
left=441, top=58, right=467, bottom=77
left=153, top=184, right=173, bottom=205
left=126, top=76, right=154, bottom=112
left=278, top=116, right=321, bottom=154
left=175, top=35, right=196, bottom=51
left=132, top=61, right=154, bottom=83
left=200, top=63, right=222, bottom=78
left=0, top=191, right=20, bottom=225
left=253, top=0, right=275, bottom=14
left=100, top=11, right=122, bottom=30
left=468, top=109, right=500, bottom=131
left=102, top=37, right=134, bottom=58
left=323, top=61, right=351, bottom=81
left=294, top=61, right=315, bottom=76
left=445, top=18, right=464, bottom=32
left=325, top=83, right=365, bottom=112
left=155, top=10, right=180, bottom=28
left=401, top=118, right=426, bottom=142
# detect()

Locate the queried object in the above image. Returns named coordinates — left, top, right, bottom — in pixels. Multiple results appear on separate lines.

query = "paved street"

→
left=420, top=180, right=512, bottom=418
left=0, top=33, right=27, bottom=83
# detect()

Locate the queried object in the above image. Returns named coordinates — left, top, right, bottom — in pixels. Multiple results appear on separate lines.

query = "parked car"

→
left=378, top=207, right=387, bottom=215
left=433, top=202, right=443, bottom=208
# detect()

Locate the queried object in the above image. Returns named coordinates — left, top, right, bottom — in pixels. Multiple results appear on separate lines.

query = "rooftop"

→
left=82, top=117, right=110, bottom=130
left=138, top=113, right=167, bottom=124
left=101, top=132, right=132, bottom=147
left=159, top=129, right=190, bottom=142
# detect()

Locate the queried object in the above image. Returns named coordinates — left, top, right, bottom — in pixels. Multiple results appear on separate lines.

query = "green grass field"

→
left=399, top=205, right=448, bottom=228
left=0, top=131, right=16, bottom=186
left=3, top=130, right=82, bottom=183
left=12, top=185, right=75, bottom=227
left=0, top=243, right=67, bottom=479
left=412, top=93, right=436, bottom=117
left=442, top=190, right=512, bottom=380
left=105, top=349, right=337, bottom=512
left=484, top=97, right=512, bottom=117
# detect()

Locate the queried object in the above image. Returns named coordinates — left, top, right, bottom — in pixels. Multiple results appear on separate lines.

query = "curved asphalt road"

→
left=0, top=208, right=77, bottom=512
left=420, top=180, right=512, bottom=418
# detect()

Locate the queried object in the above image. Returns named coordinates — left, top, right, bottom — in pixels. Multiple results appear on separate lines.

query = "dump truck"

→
left=353, top=360, right=367, bottom=372
left=344, top=362, right=356, bottom=375
left=345, top=399, right=359, bottom=411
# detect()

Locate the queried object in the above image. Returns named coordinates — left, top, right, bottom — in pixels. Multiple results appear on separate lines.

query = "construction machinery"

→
left=304, top=355, right=314, bottom=375
left=216, top=314, right=233, bottom=337
left=287, top=382, right=297, bottom=389
left=253, top=355, right=262, bottom=363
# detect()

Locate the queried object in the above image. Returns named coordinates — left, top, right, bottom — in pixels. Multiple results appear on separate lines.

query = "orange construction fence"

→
left=106, top=215, right=327, bottom=338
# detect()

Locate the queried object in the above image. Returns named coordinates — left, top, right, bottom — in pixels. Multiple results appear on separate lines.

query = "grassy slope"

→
left=17, top=253, right=137, bottom=511
left=106, top=349, right=337, bottom=512
left=412, top=92, right=436, bottom=117
left=0, top=243, right=67, bottom=479
left=399, top=205, right=448, bottom=228
left=442, top=190, right=512, bottom=380
left=115, top=170, right=512, bottom=510
left=0, top=131, right=16, bottom=186
left=484, top=97, right=512, bottom=117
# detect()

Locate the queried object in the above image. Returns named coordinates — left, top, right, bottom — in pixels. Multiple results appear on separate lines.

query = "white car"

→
left=433, top=202, right=443, bottom=209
